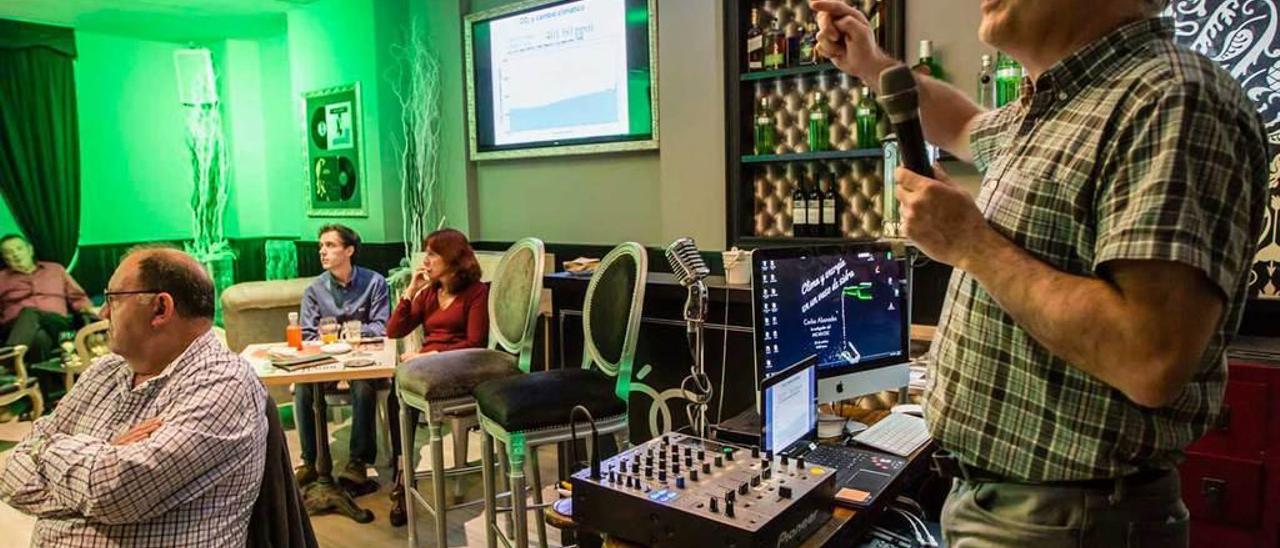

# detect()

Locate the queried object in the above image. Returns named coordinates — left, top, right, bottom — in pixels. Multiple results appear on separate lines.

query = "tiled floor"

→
left=0, top=406, right=566, bottom=548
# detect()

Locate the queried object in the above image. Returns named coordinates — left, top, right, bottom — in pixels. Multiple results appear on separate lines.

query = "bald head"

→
left=121, top=247, right=216, bottom=319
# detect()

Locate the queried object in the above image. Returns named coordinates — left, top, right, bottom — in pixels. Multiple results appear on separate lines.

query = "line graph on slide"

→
left=497, top=38, right=626, bottom=136
left=507, top=87, right=619, bottom=132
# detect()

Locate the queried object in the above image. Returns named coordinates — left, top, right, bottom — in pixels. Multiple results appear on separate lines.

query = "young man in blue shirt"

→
left=295, top=224, right=390, bottom=491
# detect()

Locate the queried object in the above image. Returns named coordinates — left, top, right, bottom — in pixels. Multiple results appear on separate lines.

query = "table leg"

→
left=302, top=382, right=374, bottom=523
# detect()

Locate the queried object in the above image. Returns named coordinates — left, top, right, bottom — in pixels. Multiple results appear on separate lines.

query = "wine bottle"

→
left=791, top=166, right=809, bottom=237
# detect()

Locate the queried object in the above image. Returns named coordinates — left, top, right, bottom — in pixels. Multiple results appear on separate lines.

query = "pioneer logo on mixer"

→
left=776, top=508, right=822, bottom=548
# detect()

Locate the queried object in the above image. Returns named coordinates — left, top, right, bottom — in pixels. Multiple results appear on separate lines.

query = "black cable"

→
left=569, top=405, right=599, bottom=479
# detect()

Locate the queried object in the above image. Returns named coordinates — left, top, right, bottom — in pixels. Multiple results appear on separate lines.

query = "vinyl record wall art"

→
left=303, top=83, right=366, bottom=217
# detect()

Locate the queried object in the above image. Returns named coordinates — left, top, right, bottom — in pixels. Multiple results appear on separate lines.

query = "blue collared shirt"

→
left=300, top=266, right=390, bottom=340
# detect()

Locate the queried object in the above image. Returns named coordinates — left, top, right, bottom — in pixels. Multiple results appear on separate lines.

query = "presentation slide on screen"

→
left=765, top=368, right=814, bottom=455
left=488, top=0, right=631, bottom=145
left=758, top=253, right=904, bottom=378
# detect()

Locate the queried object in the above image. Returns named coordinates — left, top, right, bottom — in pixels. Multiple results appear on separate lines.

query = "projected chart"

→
left=488, top=0, right=630, bottom=145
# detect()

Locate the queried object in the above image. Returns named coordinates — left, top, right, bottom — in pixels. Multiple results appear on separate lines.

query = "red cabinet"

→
left=1181, top=359, right=1280, bottom=547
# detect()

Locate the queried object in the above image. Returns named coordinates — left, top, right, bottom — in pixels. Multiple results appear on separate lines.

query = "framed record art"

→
left=303, top=83, right=367, bottom=217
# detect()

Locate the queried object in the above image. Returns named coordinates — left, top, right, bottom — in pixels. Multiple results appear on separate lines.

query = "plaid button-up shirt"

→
left=926, top=18, right=1270, bottom=481
left=1, top=330, right=267, bottom=546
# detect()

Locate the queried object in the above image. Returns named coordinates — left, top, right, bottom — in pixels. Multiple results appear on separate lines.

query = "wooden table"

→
left=243, top=340, right=398, bottom=523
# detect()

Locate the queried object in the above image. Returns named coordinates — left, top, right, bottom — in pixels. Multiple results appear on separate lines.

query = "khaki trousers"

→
left=941, top=470, right=1188, bottom=548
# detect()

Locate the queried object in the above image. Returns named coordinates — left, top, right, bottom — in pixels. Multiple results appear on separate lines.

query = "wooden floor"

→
left=0, top=406, right=566, bottom=548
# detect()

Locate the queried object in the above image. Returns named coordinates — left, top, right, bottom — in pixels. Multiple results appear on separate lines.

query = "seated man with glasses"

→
left=294, top=223, right=389, bottom=493
left=0, top=246, right=267, bottom=546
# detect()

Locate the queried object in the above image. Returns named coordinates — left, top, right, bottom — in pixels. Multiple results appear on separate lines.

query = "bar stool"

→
left=396, top=237, right=546, bottom=547
left=474, top=242, right=648, bottom=548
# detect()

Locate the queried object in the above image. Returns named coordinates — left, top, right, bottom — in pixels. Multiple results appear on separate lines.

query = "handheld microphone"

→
left=877, top=64, right=934, bottom=179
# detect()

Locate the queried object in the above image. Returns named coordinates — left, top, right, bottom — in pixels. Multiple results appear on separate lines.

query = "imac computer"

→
left=751, top=243, right=911, bottom=405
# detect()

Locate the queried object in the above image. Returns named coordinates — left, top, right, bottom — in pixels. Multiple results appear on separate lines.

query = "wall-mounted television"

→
left=465, top=0, right=658, bottom=161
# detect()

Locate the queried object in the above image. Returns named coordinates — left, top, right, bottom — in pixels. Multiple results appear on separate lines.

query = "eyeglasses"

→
left=103, top=289, right=164, bottom=306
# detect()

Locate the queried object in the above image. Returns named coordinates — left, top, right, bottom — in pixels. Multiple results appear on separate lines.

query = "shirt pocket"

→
left=983, top=164, right=1096, bottom=273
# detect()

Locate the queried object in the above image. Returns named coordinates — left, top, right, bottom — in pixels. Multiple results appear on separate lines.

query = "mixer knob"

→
left=714, top=455, right=724, bottom=467
left=726, top=500, right=736, bottom=518
left=658, top=470, right=667, bottom=482
left=762, top=467, right=772, bottom=480
left=684, top=456, right=693, bottom=467
left=780, top=455, right=789, bottom=467
left=697, top=449, right=706, bottom=460
left=765, top=450, right=773, bottom=462
left=675, top=476, right=686, bottom=489
left=750, top=475, right=760, bottom=487
left=672, top=463, right=681, bottom=474
left=709, top=497, right=719, bottom=513
left=690, top=469, right=699, bottom=481
left=725, top=490, right=736, bottom=503
left=645, top=466, right=653, bottom=478
left=779, top=485, right=793, bottom=499
left=702, top=462, right=711, bottom=474
left=797, top=456, right=805, bottom=469
left=631, top=462, right=639, bottom=474
left=751, top=446, right=760, bottom=459
left=738, top=483, right=749, bottom=495
left=645, top=455, right=653, bottom=467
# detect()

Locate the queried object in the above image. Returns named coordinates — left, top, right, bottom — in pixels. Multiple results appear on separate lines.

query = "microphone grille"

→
left=665, top=237, right=709, bottom=285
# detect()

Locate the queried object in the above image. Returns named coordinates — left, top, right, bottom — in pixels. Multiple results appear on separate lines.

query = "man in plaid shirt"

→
left=814, top=0, right=1268, bottom=545
left=0, top=248, right=267, bottom=546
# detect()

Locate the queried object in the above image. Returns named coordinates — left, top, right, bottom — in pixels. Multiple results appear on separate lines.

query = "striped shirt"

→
left=0, top=330, right=267, bottom=546
left=926, top=18, right=1270, bottom=481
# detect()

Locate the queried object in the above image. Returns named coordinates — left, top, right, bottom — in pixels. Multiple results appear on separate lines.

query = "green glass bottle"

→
left=754, top=95, right=776, bottom=156
left=911, top=40, right=945, bottom=80
left=995, top=52, right=1023, bottom=107
left=855, top=86, right=879, bottom=149
left=808, top=90, right=831, bottom=152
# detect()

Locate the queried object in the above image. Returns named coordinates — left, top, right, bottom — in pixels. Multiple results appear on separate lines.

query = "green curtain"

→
left=0, top=20, right=80, bottom=266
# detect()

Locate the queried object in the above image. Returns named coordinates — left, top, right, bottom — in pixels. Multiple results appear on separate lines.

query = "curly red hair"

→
left=425, top=228, right=481, bottom=292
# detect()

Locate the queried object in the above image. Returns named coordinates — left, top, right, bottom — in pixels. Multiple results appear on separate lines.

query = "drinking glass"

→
left=318, top=317, right=339, bottom=344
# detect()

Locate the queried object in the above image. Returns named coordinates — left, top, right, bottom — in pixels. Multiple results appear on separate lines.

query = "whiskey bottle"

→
left=764, top=18, right=787, bottom=70
left=747, top=9, right=765, bottom=71
left=754, top=95, right=776, bottom=156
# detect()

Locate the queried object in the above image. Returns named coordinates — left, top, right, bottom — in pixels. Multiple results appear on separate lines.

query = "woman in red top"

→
left=385, top=228, right=489, bottom=526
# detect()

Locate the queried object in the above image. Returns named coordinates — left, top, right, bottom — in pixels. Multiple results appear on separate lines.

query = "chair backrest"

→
left=74, top=320, right=111, bottom=365
left=581, top=242, right=648, bottom=402
left=488, top=238, right=546, bottom=373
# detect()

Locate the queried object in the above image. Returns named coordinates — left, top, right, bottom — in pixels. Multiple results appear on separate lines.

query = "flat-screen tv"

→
left=465, top=0, right=658, bottom=160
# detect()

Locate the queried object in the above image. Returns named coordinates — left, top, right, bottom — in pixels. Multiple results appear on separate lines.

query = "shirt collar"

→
left=1022, top=17, right=1172, bottom=108
left=114, top=329, right=218, bottom=393
left=326, top=266, right=360, bottom=290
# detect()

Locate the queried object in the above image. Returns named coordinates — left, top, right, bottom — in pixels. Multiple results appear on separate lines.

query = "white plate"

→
left=268, top=347, right=299, bottom=358
left=321, top=342, right=352, bottom=355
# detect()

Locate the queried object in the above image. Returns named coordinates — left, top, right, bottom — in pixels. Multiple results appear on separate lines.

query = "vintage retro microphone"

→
left=877, top=64, right=935, bottom=179
left=665, top=237, right=713, bottom=438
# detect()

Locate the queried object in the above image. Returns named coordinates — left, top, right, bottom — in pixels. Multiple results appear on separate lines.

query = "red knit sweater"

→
left=386, top=281, right=489, bottom=352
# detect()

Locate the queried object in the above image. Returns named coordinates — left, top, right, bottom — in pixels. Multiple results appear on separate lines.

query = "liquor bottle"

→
left=806, top=166, right=824, bottom=238
left=977, top=54, right=996, bottom=109
left=747, top=9, right=765, bottom=71
left=808, top=90, right=832, bottom=152
left=855, top=86, right=879, bottom=148
left=764, top=18, right=787, bottom=70
left=912, top=40, right=944, bottom=80
left=791, top=166, right=809, bottom=237
left=799, top=22, right=819, bottom=66
left=821, top=167, right=839, bottom=238
left=995, top=52, right=1023, bottom=107
left=754, top=95, right=776, bottom=156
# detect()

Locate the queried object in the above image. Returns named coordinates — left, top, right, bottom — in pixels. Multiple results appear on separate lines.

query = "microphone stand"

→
left=682, top=279, right=710, bottom=438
